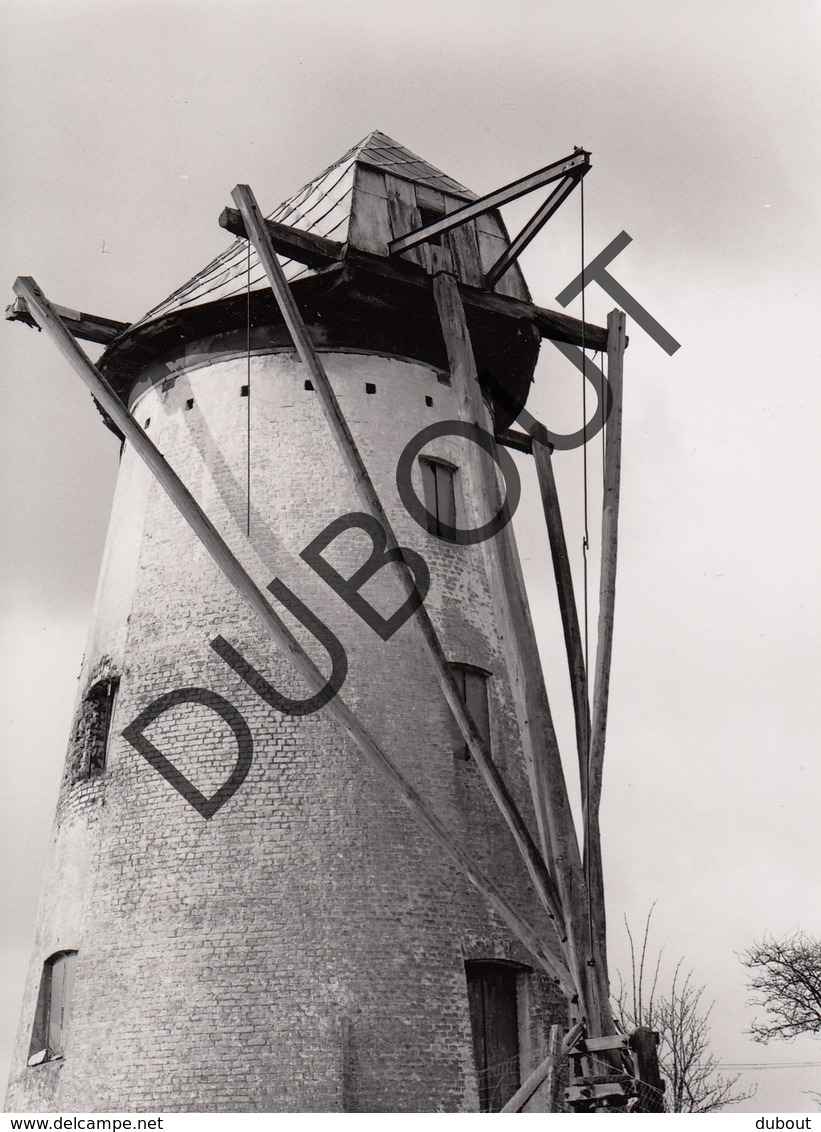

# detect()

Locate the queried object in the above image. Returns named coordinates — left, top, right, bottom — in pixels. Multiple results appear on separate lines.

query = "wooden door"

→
left=466, top=962, right=520, bottom=1111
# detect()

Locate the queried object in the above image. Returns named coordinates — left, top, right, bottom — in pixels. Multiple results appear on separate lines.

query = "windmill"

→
left=5, top=132, right=656, bottom=1112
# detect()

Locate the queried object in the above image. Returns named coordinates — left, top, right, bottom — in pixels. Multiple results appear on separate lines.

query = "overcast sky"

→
left=2, top=0, right=819, bottom=1113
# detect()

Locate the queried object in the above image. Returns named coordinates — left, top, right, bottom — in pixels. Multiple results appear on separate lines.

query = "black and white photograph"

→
left=1, top=0, right=819, bottom=1120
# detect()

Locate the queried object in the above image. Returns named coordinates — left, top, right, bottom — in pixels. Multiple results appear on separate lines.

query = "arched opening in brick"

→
left=77, top=676, right=120, bottom=779
left=448, top=663, right=491, bottom=760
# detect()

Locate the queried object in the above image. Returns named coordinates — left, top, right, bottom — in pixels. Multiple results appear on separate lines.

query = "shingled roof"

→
left=131, top=131, right=476, bottom=330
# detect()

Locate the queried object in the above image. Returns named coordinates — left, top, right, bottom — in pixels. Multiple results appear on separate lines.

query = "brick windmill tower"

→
left=6, top=132, right=631, bottom=1113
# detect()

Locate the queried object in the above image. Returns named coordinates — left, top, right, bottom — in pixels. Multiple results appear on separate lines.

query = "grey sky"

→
left=2, top=0, right=819, bottom=1111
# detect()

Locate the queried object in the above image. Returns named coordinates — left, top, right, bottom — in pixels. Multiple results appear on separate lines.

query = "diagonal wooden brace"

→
left=583, top=309, right=628, bottom=1025
left=532, top=436, right=591, bottom=804
left=231, top=184, right=569, bottom=946
left=429, top=257, right=593, bottom=1015
left=485, top=173, right=582, bottom=289
left=389, top=149, right=590, bottom=255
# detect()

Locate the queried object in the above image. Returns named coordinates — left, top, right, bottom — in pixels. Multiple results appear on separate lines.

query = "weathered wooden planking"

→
left=352, top=162, right=387, bottom=201
left=415, top=186, right=485, bottom=287
left=384, top=173, right=430, bottom=271
left=348, top=165, right=393, bottom=256
left=475, top=211, right=530, bottom=300
left=582, top=1034, right=628, bottom=1053
left=414, top=184, right=445, bottom=213
left=447, top=217, right=484, bottom=287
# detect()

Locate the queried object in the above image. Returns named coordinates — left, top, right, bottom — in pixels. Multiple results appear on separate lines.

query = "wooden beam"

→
left=430, top=254, right=595, bottom=1010
left=531, top=300, right=609, bottom=350
left=230, top=186, right=572, bottom=965
left=630, top=1027, right=665, bottom=1113
left=215, top=216, right=609, bottom=350
left=584, top=308, right=628, bottom=1035
left=389, top=150, right=590, bottom=255
left=532, top=435, right=590, bottom=805
left=501, top=1023, right=563, bottom=1112
left=582, top=1034, right=628, bottom=1054
left=14, top=273, right=573, bottom=995
left=431, top=263, right=622, bottom=1040
left=6, top=296, right=128, bottom=345
left=485, top=174, right=581, bottom=289
left=343, top=251, right=608, bottom=348
left=219, top=207, right=344, bottom=268
left=495, top=427, right=533, bottom=454
left=565, top=1081, right=627, bottom=1104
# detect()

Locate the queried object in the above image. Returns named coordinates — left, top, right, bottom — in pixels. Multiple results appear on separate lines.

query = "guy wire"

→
left=246, top=241, right=251, bottom=538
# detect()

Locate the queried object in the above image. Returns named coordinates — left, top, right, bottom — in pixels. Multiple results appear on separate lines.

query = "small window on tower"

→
left=28, top=950, right=79, bottom=1065
left=84, top=678, right=119, bottom=777
left=417, top=205, right=444, bottom=245
left=448, top=664, right=490, bottom=760
left=419, top=457, right=456, bottom=540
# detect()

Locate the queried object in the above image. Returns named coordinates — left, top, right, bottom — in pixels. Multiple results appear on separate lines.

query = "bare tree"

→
left=614, top=909, right=756, bottom=1112
left=742, top=932, right=821, bottom=1043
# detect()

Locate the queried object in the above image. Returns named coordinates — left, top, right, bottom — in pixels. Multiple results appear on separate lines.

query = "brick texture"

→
left=6, top=346, right=565, bottom=1113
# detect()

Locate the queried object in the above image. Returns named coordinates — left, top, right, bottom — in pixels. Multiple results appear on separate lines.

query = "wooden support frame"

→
left=484, top=173, right=582, bottom=289
left=629, top=1027, right=666, bottom=1112
left=565, top=1081, right=627, bottom=1105
left=388, top=150, right=590, bottom=255
left=230, top=185, right=571, bottom=952
left=495, top=427, right=533, bottom=454
left=500, top=1022, right=563, bottom=1112
left=6, top=296, right=128, bottom=345
left=532, top=436, right=590, bottom=803
left=219, top=207, right=343, bottom=269
left=344, top=248, right=610, bottom=349
left=430, top=258, right=630, bottom=1048
left=429, top=255, right=595, bottom=1015
left=13, top=274, right=574, bottom=996
left=583, top=309, right=628, bottom=1016
left=217, top=206, right=610, bottom=350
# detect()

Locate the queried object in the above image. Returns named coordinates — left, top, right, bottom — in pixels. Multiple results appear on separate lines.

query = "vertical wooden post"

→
left=429, top=256, right=593, bottom=1016
left=545, top=1023, right=565, bottom=1113
left=231, top=184, right=569, bottom=944
left=630, top=1027, right=666, bottom=1112
left=584, top=309, right=627, bottom=1029
left=499, top=1022, right=564, bottom=1113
